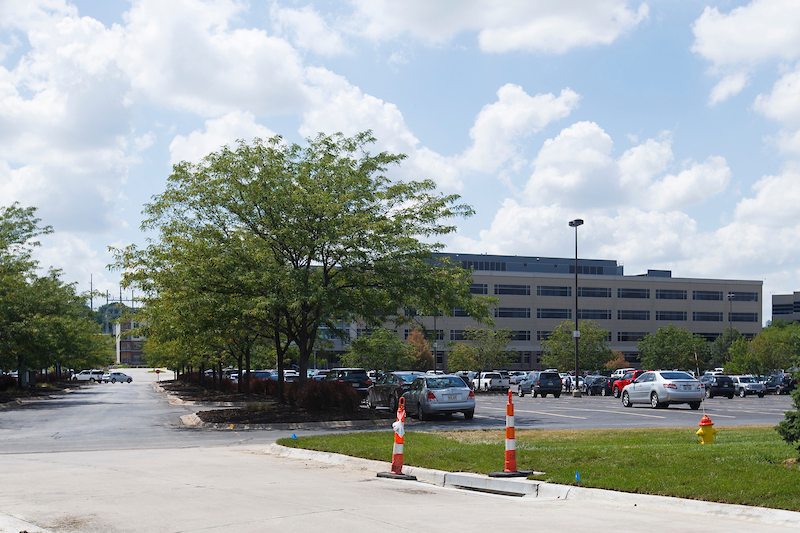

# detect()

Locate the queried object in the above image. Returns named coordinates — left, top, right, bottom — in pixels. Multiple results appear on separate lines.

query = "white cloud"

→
left=692, top=0, right=800, bottom=67
left=117, top=0, right=309, bottom=116
left=271, top=4, right=348, bottom=56
left=647, top=156, right=730, bottom=211
left=754, top=65, right=800, bottom=126
left=708, top=72, right=749, bottom=105
left=459, top=84, right=580, bottom=173
left=169, top=111, right=276, bottom=165
left=617, top=135, right=672, bottom=188
left=349, top=0, right=648, bottom=53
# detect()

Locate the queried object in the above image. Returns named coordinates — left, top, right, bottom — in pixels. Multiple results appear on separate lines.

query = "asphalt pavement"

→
left=1, top=369, right=799, bottom=532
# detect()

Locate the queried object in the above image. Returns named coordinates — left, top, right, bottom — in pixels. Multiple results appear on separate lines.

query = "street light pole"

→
left=569, top=219, right=584, bottom=398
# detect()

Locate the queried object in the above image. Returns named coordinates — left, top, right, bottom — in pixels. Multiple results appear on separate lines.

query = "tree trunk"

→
left=244, top=345, right=251, bottom=395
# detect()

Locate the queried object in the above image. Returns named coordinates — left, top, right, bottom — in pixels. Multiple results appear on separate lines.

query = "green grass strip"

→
left=278, top=426, right=800, bottom=511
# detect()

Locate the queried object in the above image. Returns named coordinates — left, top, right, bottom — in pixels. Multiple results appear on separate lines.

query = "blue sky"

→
left=2, top=0, right=799, bottom=322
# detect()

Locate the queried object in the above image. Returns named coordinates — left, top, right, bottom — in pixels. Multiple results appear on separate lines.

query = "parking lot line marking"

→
left=513, top=409, right=587, bottom=420
left=547, top=406, right=666, bottom=419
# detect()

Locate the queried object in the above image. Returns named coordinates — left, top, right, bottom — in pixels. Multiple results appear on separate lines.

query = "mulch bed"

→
left=0, top=381, right=80, bottom=404
left=161, top=380, right=395, bottom=424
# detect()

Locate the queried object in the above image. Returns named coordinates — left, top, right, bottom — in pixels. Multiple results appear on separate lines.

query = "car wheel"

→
left=705, top=389, right=713, bottom=399
left=89, top=378, right=95, bottom=383
left=366, top=393, right=375, bottom=409
left=758, top=392, right=765, bottom=398
left=111, top=378, right=116, bottom=383
left=532, top=391, right=538, bottom=398
left=613, top=387, right=620, bottom=398
left=418, top=403, right=426, bottom=421
left=553, top=393, right=560, bottom=399
left=622, top=391, right=632, bottom=408
left=389, top=396, right=398, bottom=413
left=739, top=388, right=746, bottom=398
left=585, top=388, right=591, bottom=396
left=650, top=392, right=663, bottom=409
left=464, top=409, right=474, bottom=420
left=482, top=383, right=489, bottom=392
left=127, top=378, right=132, bottom=383
left=541, top=393, right=547, bottom=398
left=517, top=386, right=524, bottom=397
left=601, top=387, right=608, bottom=397
left=689, top=401, right=701, bottom=410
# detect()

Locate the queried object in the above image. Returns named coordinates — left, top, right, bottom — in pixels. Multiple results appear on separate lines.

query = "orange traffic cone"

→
left=377, top=397, right=416, bottom=480
left=490, top=390, right=532, bottom=477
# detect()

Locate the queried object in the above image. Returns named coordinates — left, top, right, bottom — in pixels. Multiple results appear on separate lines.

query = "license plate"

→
left=351, top=383, right=358, bottom=388
left=682, top=385, right=692, bottom=391
left=446, top=394, right=458, bottom=401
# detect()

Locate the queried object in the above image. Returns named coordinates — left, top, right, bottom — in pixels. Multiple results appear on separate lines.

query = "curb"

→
left=180, top=413, right=396, bottom=431
left=0, top=511, right=53, bottom=532
left=264, top=444, right=800, bottom=528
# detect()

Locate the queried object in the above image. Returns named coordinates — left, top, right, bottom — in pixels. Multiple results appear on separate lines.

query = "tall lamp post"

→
left=569, top=219, right=584, bottom=398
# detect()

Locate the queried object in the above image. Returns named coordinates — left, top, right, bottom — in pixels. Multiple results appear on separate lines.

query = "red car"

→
left=612, top=370, right=646, bottom=398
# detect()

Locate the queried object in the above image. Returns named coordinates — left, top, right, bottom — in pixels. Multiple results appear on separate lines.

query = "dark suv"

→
left=326, top=368, right=372, bottom=399
left=766, top=373, right=796, bottom=395
left=699, top=374, right=735, bottom=399
left=527, top=371, right=562, bottom=398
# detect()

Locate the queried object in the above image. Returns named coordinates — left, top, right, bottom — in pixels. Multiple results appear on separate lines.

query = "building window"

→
left=523, top=351, right=531, bottom=364
left=618, top=332, right=647, bottom=342
left=510, top=330, right=531, bottom=341
left=617, top=288, right=650, bottom=299
left=462, top=260, right=506, bottom=271
left=470, top=283, right=488, bottom=295
left=578, top=287, right=611, bottom=298
left=729, top=292, right=758, bottom=302
left=495, top=307, right=531, bottom=318
left=693, top=312, right=723, bottom=322
left=698, top=333, right=721, bottom=342
left=656, top=289, right=687, bottom=300
left=537, top=285, right=571, bottom=297
left=773, top=304, right=793, bottom=316
left=536, top=331, right=552, bottom=341
left=578, top=309, right=611, bottom=320
left=618, top=310, right=650, bottom=320
left=569, top=265, right=605, bottom=275
left=450, top=330, right=465, bottom=341
left=656, top=311, right=687, bottom=321
left=693, top=290, right=722, bottom=301
left=356, top=328, right=373, bottom=337
left=404, top=329, right=411, bottom=339
left=537, top=308, right=571, bottom=319
left=495, top=284, right=531, bottom=296
left=730, top=312, right=759, bottom=322
left=403, top=308, right=417, bottom=317
left=452, top=307, right=469, bottom=317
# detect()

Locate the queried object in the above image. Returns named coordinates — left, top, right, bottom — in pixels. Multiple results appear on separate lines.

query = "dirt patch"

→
left=196, top=404, right=395, bottom=424
left=783, top=458, right=799, bottom=468
left=162, top=380, right=394, bottom=424
left=0, top=381, right=80, bottom=404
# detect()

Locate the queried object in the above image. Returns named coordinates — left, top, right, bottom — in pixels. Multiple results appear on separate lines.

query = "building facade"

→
left=406, top=253, right=763, bottom=371
left=771, top=292, right=800, bottom=323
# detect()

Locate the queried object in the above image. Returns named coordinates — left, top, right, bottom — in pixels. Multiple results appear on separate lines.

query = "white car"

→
left=73, top=369, right=105, bottom=382
left=102, top=371, right=132, bottom=383
left=621, top=371, right=702, bottom=409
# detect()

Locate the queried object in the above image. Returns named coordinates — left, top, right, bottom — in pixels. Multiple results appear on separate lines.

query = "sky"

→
left=2, top=0, right=800, bottom=323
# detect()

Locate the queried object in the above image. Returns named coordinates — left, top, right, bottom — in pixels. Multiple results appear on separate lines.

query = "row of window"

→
left=403, top=329, right=757, bottom=345
left=492, top=308, right=759, bottom=322
left=469, top=285, right=758, bottom=302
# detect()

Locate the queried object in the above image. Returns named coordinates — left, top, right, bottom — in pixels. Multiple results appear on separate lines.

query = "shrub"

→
left=776, top=373, right=800, bottom=454
left=297, top=380, right=360, bottom=412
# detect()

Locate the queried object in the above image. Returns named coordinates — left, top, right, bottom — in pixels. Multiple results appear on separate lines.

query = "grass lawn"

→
left=277, top=425, right=800, bottom=511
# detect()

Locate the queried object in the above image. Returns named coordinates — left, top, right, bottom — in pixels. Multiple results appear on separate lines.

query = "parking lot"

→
left=405, top=391, right=795, bottom=431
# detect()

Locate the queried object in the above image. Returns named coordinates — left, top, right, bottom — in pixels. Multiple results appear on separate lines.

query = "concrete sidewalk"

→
left=2, top=442, right=800, bottom=533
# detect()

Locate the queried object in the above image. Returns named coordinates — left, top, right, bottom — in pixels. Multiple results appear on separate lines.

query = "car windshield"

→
left=739, top=376, right=754, bottom=383
left=395, top=373, right=419, bottom=382
left=426, top=377, right=467, bottom=389
left=659, top=372, right=694, bottom=380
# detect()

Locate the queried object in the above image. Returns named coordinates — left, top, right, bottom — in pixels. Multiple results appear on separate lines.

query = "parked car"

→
left=612, top=370, right=645, bottom=398
left=584, top=375, right=613, bottom=396
left=402, top=374, right=475, bottom=420
left=326, top=368, right=372, bottom=398
left=283, top=370, right=300, bottom=382
left=471, top=371, right=509, bottom=391
left=610, top=367, right=636, bottom=380
left=366, top=371, right=425, bottom=411
left=509, top=371, right=527, bottom=384
left=731, top=375, right=766, bottom=398
left=72, top=369, right=105, bottom=382
left=699, top=374, right=735, bottom=399
left=766, top=373, right=797, bottom=395
left=102, top=371, right=132, bottom=383
left=518, top=370, right=561, bottom=398
left=621, top=371, right=702, bottom=409
left=310, top=369, right=329, bottom=381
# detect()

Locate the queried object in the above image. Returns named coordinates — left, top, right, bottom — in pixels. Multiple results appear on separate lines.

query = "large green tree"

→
left=341, top=328, right=412, bottom=373
left=448, top=327, right=513, bottom=372
left=115, top=131, right=490, bottom=390
left=541, top=320, right=611, bottom=372
left=638, top=324, right=708, bottom=371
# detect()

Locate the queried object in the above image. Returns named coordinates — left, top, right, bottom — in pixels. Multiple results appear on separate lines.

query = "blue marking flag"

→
left=291, top=433, right=297, bottom=439
left=575, top=471, right=580, bottom=482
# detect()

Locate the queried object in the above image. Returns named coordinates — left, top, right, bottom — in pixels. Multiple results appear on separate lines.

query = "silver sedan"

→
left=403, top=374, right=475, bottom=421
left=621, top=371, right=702, bottom=409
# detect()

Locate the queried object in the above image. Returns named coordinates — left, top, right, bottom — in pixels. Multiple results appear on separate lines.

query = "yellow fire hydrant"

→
left=696, top=414, right=717, bottom=444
